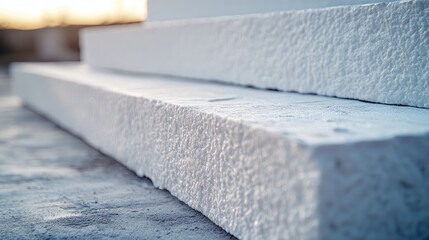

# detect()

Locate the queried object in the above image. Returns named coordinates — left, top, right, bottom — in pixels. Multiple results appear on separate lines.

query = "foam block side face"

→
left=12, top=63, right=429, bottom=239
left=82, top=0, right=429, bottom=108
left=147, top=0, right=397, bottom=21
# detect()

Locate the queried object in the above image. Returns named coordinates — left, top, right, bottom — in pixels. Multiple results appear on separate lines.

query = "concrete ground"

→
left=0, top=73, right=234, bottom=239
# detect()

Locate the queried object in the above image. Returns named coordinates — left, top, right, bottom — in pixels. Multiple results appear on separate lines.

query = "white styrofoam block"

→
left=147, top=0, right=396, bottom=21
left=12, top=62, right=429, bottom=240
left=82, top=0, right=429, bottom=109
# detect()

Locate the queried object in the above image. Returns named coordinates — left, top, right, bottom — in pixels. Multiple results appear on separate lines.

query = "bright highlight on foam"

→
left=0, top=0, right=147, bottom=30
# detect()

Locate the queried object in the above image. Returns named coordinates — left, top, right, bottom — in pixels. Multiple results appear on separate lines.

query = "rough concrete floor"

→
left=0, top=74, right=234, bottom=239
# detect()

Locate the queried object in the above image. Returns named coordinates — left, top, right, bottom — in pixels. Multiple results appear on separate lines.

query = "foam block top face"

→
left=147, top=0, right=397, bottom=21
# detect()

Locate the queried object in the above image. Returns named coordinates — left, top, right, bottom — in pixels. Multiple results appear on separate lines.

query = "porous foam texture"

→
left=12, top=63, right=429, bottom=240
left=147, top=0, right=397, bottom=21
left=82, top=0, right=429, bottom=108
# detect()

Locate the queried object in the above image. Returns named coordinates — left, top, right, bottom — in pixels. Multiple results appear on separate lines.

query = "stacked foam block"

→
left=12, top=1, right=429, bottom=239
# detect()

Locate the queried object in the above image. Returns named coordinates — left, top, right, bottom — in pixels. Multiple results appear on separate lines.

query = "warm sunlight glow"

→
left=0, top=0, right=147, bottom=30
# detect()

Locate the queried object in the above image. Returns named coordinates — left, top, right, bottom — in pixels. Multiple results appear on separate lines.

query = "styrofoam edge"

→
left=82, top=0, right=429, bottom=108
left=12, top=63, right=429, bottom=239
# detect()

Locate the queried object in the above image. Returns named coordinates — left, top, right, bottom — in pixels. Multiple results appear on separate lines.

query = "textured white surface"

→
left=147, top=0, right=397, bottom=21
left=12, top=63, right=429, bottom=240
left=82, top=0, right=429, bottom=108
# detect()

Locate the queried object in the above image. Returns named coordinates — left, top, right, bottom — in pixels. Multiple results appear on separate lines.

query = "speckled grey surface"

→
left=0, top=75, right=234, bottom=239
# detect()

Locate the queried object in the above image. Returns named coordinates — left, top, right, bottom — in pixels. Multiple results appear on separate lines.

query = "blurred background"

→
left=0, top=0, right=147, bottom=68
